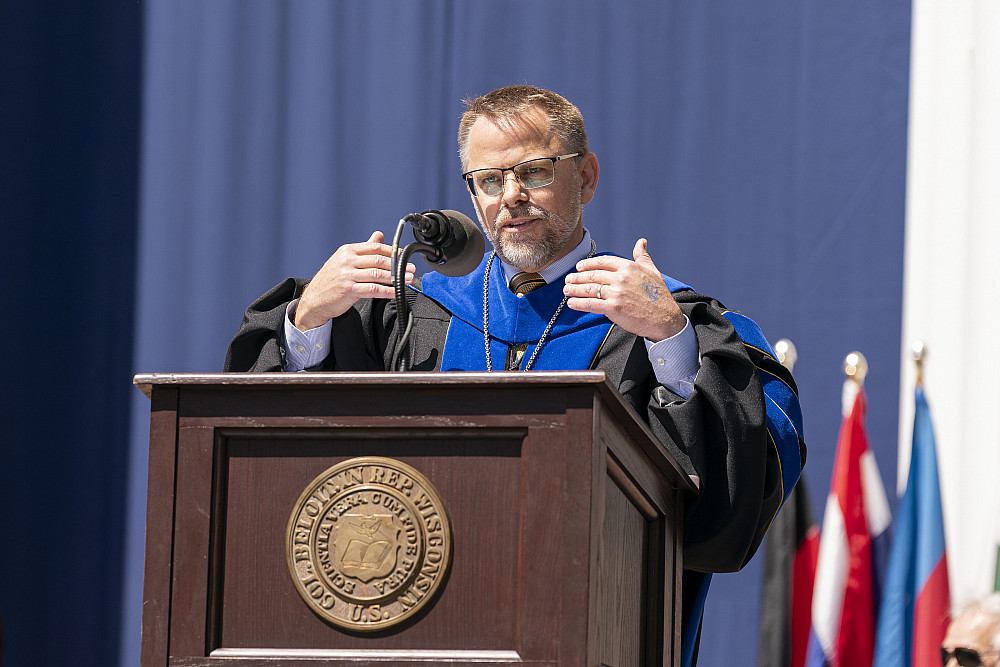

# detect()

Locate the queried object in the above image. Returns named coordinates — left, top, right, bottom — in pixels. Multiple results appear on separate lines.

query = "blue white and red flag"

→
left=872, top=387, right=950, bottom=667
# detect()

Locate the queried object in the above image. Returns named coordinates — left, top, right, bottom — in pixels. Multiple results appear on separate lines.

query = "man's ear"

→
left=579, top=153, right=599, bottom=205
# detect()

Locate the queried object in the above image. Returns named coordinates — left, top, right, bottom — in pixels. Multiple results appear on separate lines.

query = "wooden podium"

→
left=134, top=372, right=695, bottom=667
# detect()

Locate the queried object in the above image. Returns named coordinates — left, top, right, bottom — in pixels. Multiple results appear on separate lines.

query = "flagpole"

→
left=843, top=350, right=868, bottom=384
left=761, top=337, right=820, bottom=667
left=912, top=340, right=925, bottom=388
left=842, top=351, right=868, bottom=417
left=905, top=340, right=927, bottom=488
left=807, top=347, right=894, bottom=667
left=873, top=339, right=952, bottom=667
left=775, top=338, right=797, bottom=373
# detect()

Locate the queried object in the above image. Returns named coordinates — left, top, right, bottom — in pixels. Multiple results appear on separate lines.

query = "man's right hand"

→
left=294, top=231, right=416, bottom=331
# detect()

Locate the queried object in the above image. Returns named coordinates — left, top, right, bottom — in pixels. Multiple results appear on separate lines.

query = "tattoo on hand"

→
left=642, top=280, right=663, bottom=302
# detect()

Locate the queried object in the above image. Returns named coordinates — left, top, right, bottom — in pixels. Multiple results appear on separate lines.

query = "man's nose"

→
left=500, top=171, right=527, bottom=207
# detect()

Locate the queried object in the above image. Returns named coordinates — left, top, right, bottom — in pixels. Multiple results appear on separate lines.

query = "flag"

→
left=757, top=477, right=820, bottom=667
left=873, top=388, right=950, bottom=667
left=806, top=384, right=892, bottom=667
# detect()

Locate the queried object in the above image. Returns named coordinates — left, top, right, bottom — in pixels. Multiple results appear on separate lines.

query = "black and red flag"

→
left=758, top=477, right=820, bottom=667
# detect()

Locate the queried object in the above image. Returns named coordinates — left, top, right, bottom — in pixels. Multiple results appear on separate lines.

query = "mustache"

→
left=495, top=204, right=549, bottom=227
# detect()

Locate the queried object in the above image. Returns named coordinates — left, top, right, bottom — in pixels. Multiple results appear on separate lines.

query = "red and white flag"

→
left=806, top=383, right=892, bottom=667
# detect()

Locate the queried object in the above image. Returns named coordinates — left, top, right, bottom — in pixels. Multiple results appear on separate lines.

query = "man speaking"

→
left=226, top=84, right=805, bottom=666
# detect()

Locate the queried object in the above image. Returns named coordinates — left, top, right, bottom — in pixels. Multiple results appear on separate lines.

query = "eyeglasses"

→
left=463, top=153, right=582, bottom=197
left=941, top=646, right=997, bottom=666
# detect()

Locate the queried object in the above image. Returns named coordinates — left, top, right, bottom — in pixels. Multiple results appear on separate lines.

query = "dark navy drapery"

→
left=0, top=2, right=141, bottom=665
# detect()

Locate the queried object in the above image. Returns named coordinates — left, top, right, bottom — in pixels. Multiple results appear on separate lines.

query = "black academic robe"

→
left=224, top=256, right=806, bottom=665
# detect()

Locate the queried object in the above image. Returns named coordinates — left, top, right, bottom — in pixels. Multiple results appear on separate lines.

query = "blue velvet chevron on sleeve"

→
left=722, top=311, right=805, bottom=509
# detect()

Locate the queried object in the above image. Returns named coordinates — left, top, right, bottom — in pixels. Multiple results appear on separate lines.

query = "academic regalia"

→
left=420, top=252, right=690, bottom=372
left=225, top=251, right=805, bottom=667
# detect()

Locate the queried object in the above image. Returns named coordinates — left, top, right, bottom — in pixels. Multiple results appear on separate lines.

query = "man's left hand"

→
left=564, top=238, right=686, bottom=342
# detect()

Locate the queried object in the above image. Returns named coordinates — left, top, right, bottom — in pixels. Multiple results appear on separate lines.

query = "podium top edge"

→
left=132, top=371, right=609, bottom=399
left=132, top=370, right=696, bottom=493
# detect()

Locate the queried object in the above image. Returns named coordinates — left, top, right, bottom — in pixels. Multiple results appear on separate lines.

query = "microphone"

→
left=403, top=209, right=485, bottom=277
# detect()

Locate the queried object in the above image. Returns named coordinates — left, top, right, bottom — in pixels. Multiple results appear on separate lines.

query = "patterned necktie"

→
left=506, top=272, right=545, bottom=369
left=509, top=272, right=545, bottom=296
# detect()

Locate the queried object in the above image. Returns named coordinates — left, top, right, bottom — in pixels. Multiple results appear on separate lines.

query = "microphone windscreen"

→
left=433, top=210, right=486, bottom=277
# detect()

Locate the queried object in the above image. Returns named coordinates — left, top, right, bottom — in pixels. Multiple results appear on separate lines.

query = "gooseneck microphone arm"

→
left=391, top=209, right=485, bottom=372
left=390, top=221, right=440, bottom=372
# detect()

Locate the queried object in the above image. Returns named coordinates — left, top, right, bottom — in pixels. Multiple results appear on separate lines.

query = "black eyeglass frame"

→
left=941, top=646, right=998, bottom=666
left=462, top=152, right=583, bottom=197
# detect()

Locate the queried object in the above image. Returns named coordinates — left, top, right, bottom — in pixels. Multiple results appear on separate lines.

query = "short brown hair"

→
left=458, top=85, right=588, bottom=170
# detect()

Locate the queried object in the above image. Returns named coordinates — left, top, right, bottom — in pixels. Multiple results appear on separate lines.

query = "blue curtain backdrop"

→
left=0, top=2, right=141, bottom=666
left=0, top=1, right=911, bottom=666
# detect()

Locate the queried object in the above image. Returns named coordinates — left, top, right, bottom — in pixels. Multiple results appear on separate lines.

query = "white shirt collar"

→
left=500, top=228, right=593, bottom=285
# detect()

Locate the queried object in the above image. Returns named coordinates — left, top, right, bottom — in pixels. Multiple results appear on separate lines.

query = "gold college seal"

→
left=286, top=457, right=452, bottom=631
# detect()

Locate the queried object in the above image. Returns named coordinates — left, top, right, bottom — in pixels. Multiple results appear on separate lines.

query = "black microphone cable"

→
left=391, top=210, right=485, bottom=371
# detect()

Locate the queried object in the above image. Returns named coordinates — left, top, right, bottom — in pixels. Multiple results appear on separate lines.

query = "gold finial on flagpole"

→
left=912, top=340, right=926, bottom=387
left=843, top=351, right=868, bottom=386
left=775, top=338, right=797, bottom=372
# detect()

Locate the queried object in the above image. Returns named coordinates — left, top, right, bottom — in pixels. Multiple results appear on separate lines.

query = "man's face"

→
left=464, top=107, right=596, bottom=272
left=942, top=608, right=1000, bottom=666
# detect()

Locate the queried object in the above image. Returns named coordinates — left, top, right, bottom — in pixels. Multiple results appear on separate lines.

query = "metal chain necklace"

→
left=483, top=240, right=596, bottom=371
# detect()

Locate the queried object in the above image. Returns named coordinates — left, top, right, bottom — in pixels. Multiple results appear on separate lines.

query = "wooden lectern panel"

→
left=216, top=430, right=524, bottom=650
left=135, top=372, right=693, bottom=667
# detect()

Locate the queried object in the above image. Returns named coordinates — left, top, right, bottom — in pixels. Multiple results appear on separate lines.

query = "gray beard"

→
left=485, top=195, right=581, bottom=270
